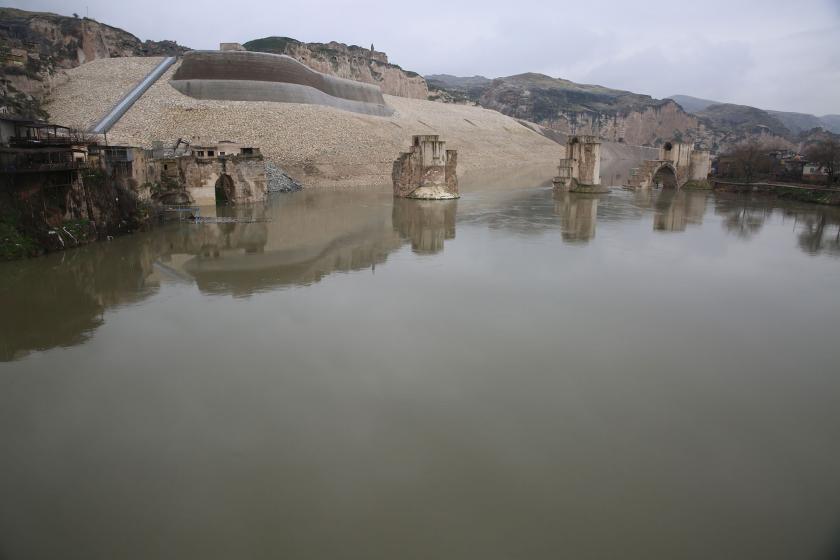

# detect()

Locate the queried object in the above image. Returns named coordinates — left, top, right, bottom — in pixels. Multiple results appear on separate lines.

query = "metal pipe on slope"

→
left=90, top=56, right=177, bottom=134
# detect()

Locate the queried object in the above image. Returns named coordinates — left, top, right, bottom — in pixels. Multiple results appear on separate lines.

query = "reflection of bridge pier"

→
left=392, top=198, right=457, bottom=254
left=553, top=191, right=600, bottom=243
left=653, top=190, right=708, bottom=232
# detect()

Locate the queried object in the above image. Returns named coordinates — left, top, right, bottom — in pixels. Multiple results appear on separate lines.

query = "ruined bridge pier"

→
left=553, top=136, right=608, bottom=193
left=625, top=142, right=711, bottom=189
left=392, top=135, right=459, bottom=200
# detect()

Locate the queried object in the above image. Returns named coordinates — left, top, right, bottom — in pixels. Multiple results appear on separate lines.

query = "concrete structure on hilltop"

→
left=392, top=135, right=459, bottom=200
left=170, top=50, right=394, bottom=117
left=553, top=136, right=606, bottom=193
left=625, top=142, right=711, bottom=189
left=219, top=43, right=246, bottom=52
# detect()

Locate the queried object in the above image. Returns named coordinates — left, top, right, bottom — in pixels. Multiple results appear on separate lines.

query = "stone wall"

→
left=100, top=146, right=267, bottom=205
left=177, top=155, right=267, bottom=205
left=689, top=150, right=712, bottom=181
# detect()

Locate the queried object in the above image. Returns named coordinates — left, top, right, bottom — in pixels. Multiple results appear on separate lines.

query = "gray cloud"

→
left=5, top=0, right=839, bottom=114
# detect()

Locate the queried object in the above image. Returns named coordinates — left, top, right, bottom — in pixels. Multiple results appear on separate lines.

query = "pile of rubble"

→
left=265, top=162, right=302, bottom=193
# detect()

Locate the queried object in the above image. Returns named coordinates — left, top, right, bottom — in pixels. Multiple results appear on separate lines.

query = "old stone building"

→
left=392, top=135, right=459, bottom=200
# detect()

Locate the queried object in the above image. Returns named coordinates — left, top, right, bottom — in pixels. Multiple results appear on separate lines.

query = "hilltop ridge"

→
left=0, top=7, right=187, bottom=116
left=243, top=36, right=428, bottom=99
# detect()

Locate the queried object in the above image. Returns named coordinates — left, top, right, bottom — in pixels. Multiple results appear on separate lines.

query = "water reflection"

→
left=392, top=198, right=457, bottom=254
left=653, top=190, right=707, bottom=232
left=553, top=191, right=599, bottom=243
left=715, top=194, right=840, bottom=253
left=3, top=185, right=840, bottom=560
left=0, top=236, right=160, bottom=361
left=163, top=193, right=402, bottom=295
left=2, top=188, right=839, bottom=362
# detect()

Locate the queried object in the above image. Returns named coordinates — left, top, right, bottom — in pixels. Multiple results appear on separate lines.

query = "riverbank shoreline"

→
left=711, top=180, right=840, bottom=206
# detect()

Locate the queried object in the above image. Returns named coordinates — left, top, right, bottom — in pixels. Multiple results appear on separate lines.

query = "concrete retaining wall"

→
left=170, top=51, right=393, bottom=117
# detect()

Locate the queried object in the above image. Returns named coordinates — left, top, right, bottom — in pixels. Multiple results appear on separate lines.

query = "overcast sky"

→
left=6, top=0, right=840, bottom=115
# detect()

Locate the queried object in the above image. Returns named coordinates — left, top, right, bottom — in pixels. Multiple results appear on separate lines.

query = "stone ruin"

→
left=625, top=141, right=711, bottom=189
left=392, top=135, right=459, bottom=200
left=553, top=135, right=607, bottom=193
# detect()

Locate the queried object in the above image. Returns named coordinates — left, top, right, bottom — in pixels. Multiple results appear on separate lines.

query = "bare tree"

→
left=724, top=140, right=773, bottom=183
left=805, top=138, right=840, bottom=186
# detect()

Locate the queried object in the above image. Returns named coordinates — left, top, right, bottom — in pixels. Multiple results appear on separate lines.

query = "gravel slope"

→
left=46, top=57, right=562, bottom=188
left=46, top=57, right=165, bottom=132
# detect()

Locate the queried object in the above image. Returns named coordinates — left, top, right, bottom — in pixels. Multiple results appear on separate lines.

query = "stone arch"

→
left=215, top=173, right=235, bottom=203
left=651, top=162, right=678, bottom=189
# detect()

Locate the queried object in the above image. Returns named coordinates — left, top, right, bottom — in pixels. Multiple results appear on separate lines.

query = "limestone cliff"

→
left=552, top=101, right=711, bottom=147
left=0, top=7, right=187, bottom=117
left=473, top=73, right=707, bottom=147
left=243, top=37, right=428, bottom=99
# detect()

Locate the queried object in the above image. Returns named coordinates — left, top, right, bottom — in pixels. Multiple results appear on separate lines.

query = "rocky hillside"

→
left=429, top=72, right=707, bottom=147
left=667, top=94, right=718, bottom=114
left=695, top=103, right=791, bottom=138
left=670, top=94, right=840, bottom=136
left=428, top=72, right=838, bottom=150
left=0, top=7, right=187, bottom=118
left=243, top=37, right=428, bottom=99
left=426, top=74, right=491, bottom=104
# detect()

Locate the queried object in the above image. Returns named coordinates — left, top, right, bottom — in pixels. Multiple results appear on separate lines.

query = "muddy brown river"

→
left=1, top=187, right=840, bottom=559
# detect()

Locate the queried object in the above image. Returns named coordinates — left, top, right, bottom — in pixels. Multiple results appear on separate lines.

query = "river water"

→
left=1, top=186, right=840, bottom=559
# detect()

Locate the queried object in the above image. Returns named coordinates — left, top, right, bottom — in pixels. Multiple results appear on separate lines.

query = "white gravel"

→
left=45, top=57, right=165, bottom=132
left=46, top=57, right=561, bottom=188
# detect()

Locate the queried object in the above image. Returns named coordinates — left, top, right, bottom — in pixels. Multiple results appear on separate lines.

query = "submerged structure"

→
left=553, top=136, right=606, bottom=193
left=625, top=142, right=711, bottom=189
left=170, top=50, right=394, bottom=117
left=99, top=139, right=267, bottom=206
left=392, top=135, right=459, bottom=200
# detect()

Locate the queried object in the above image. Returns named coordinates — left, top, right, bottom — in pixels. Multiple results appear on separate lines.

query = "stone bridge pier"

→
left=392, top=135, right=459, bottom=200
left=553, top=136, right=607, bottom=193
left=625, top=141, right=710, bottom=189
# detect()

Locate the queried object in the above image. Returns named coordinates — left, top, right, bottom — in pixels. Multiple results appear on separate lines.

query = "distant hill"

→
left=426, top=74, right=491, bottom=103
left=695, top=103, right=791, bottom=138
left=668, top=95, right=720, bottom=113
left=815, top=114, right=840, bottom=134
left=766, top=110, right=827, bottom=135
left=670, top=93, right=840, bottom=135
left=428, top=72, right=703, bottom=146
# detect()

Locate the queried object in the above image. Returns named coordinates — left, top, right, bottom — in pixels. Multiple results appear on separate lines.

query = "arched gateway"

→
left=625, top=141, right=711, bottom=189
left=651, top=162, right=678, bottom=188
left=215, top=174, right=235, bottom=203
